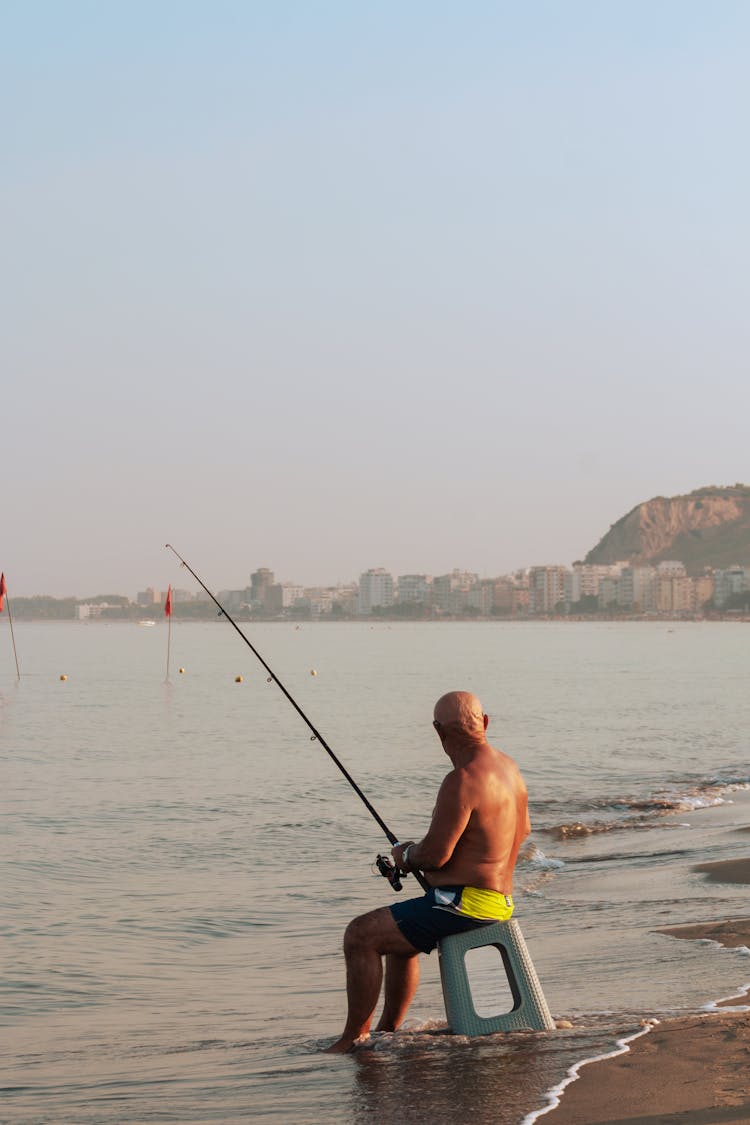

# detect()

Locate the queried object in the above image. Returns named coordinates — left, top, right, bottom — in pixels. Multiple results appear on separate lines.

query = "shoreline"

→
left=533, top=1008, right=750, bottom=1125
left=528, top=856, right=750, bottom=1124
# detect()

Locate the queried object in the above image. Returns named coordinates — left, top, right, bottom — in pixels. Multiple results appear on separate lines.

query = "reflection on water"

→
left=347, top=1021, right=640, bottom=1125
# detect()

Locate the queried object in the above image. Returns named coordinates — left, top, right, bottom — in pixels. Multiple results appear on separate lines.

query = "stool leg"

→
left=438, top=921, right=554, bottom=1035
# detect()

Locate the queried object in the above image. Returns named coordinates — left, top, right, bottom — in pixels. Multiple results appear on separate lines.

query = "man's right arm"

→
left=393, top=772, right=471, bottom=872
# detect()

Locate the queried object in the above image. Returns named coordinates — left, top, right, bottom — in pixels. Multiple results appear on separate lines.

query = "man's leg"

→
left=375, top=952, right=420, bottom=1032
left=325, top=905, right=420, bottom=1053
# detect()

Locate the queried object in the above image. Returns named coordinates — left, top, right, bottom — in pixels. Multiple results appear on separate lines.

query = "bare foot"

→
left=323, top=1038, right=352, bottom=1054
left=323, top=1034, right=370, bottom=1053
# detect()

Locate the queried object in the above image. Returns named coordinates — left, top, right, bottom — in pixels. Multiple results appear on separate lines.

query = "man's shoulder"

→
left=488, top=743, right=525, bottom=775
left=476, top=742, right=514, bottom=770
left=449, top=747, right=498, bottom=785
left=474, top=746, right=527, bottom=796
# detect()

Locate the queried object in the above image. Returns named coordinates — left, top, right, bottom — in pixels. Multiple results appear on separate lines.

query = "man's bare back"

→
left=422, top=744, right=530, bottom=893
left=395, top=691, right=530, bottom=894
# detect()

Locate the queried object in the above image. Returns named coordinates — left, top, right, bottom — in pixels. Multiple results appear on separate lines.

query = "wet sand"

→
left=692, top=858, right=750, bottom=884
left=544, top=857, right=750, bottom=1125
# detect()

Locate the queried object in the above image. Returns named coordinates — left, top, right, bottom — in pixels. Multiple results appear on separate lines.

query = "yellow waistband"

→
left=457, top=887, right=514, bottom=921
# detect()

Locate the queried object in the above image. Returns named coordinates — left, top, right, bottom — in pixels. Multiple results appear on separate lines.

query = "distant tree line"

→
left=9, top=596, right=79, bottom=620
left=5, top=592, right=750, bottom=621
left=7, top=596, right=222, bottom=621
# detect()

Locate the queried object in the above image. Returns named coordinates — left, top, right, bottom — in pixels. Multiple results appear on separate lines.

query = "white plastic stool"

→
left=438, top=919, right=554, bottom=1036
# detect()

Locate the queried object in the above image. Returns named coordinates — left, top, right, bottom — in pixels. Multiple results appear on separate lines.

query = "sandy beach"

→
left=544, top=858, right=750, bottom=1125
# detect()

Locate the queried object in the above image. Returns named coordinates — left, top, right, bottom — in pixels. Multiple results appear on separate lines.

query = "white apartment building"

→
left=264, top=584, right=305, bottom=613
left=673, top=577, right=696, bottom=613
left=654, top=574, right=696, bottom=613
left=76, top=603, right=107, bottom=620
left=657, top=560, right=687, bottom=578
left=467, top=580, right=494, bottom=615
left=357, top=569, right=394, bottom=615
left=598, top=576, right=619, bottom=608
left=432, top=570, right=479, bottom=614
left=529, top=566, right=567, bottom=614
left=569, top=563, right=623, bottom=602
left=397, top=575, right=432, bottom=605
left=617, top=566, right=656, bottom=610
left=302, top=587, right=337, bottom=615
left=282, top=585, right=306, bottom=607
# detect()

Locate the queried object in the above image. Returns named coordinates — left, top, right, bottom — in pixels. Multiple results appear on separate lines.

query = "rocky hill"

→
left=584, top=485, right=750, bottom=575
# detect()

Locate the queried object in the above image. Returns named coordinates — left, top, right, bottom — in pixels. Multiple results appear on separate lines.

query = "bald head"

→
left=433, top=691, right=486, bottom=738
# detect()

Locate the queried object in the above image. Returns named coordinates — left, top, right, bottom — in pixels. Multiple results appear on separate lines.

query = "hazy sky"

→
left=4, top=2, right=749, bottom=597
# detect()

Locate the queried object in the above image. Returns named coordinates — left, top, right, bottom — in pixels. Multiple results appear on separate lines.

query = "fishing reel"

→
left=375, top=854, right=406, bottom=892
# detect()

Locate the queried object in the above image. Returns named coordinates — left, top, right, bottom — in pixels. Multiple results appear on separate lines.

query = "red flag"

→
left=164, top=585, right=172, bottom=617
left=0, top=573, right=6, bottom=613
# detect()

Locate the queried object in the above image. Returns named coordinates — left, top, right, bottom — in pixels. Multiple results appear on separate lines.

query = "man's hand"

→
left=392, top=840, right=416, bottom=870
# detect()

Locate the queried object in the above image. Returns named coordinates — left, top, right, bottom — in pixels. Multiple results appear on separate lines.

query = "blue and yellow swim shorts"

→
left=390, top=885, right=514, bottom=954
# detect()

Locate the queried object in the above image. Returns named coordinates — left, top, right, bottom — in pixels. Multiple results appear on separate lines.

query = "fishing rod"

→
left=165, top=544, right=428, bottom=892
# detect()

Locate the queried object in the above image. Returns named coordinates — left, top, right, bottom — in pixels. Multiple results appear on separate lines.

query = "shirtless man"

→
left=325, top=690, right=530, bottom=1053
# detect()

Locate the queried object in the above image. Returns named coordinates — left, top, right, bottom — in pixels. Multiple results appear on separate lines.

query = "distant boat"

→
left=138, top=620, right=156, bottom=627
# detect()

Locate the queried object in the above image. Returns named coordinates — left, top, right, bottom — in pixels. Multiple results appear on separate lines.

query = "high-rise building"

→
left=618, top=566, right=656, bottom=610
left=250, top=568, right=275, bottom=607
left=569, top=563, right=623, bottom=602
left=491, top=578, right=516, bottom=613
left=694, top=574, right=715, bottom=609
left=357, top=569, right=394, bottom=615
left=397, top=575, right=431, bottom=605
left=713, top=567, right=749, bottom=607
left=432, top=570, right=478, bottom=614
left=468, top=580, right=495, bottom=615
left=266, top=584, right=305, bottom=613
left=528, top=567, right=567, bottom=614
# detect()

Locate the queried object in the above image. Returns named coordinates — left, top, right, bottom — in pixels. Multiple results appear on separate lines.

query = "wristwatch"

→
left=402, top=845, right=412, bottom=870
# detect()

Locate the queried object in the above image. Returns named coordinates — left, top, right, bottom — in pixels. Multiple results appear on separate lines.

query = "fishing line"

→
left=165, top=544, right=427, bottom=890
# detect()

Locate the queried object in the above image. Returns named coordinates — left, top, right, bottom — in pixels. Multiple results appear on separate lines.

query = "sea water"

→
left=2, top=620, right=749, bottom=1123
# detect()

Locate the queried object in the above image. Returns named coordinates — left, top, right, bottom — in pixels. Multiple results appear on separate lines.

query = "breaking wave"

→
left=536, top=775, right=750, bottom=841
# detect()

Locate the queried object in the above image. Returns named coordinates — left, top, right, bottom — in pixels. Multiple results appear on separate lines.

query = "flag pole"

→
left=164, top=585, right=173, bottom=681
left=0, top=574, right=20, bottom=680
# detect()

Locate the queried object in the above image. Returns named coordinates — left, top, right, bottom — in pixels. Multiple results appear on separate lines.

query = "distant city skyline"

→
left=7, top=553, right=750, bottom=611
left=5, top=5, right=749, bottom=600
left=7, top=556, right=750, bottom=620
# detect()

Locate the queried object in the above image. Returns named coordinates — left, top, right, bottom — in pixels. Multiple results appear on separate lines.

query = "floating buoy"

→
left=60, top=674, right=67, bottom=681
left=179, top=667, right=185, bottom=674
left=310, top=669, right=317, bottom=676
left=235, top=675, right=243, bottom=683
